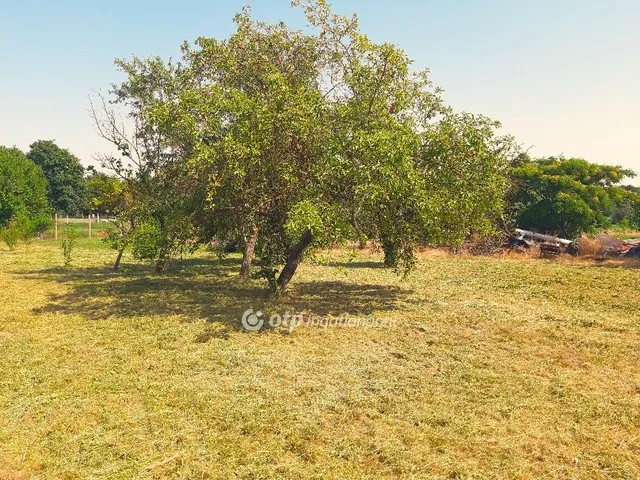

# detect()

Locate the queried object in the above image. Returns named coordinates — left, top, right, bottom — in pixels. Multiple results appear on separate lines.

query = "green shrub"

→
left=0, top=219, right=22, bottom=250
left=131, top=222, right=162, bottom=261
left=61, top=223, right=78, bottom=267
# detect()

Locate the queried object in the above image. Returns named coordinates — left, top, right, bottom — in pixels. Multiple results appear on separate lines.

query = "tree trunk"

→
left=113, top=249, right=124, bottom=271
left=276, top=230, right=313, bottom=293
left=382, top=237, right=397, bottom=268
left=239, top=224, right=259, bottom=279
left=155, top=217, right=168, bottom=273
left=155, top=250, right=167, bottom=273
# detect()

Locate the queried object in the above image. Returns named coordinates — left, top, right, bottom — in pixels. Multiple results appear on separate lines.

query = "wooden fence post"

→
left=54, top=213, right=58, bottom=240
left=89, top=214, right=92, bottom=238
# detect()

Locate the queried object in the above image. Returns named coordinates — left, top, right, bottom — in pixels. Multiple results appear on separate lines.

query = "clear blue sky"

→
left=2, top=0, right=639, bottom=183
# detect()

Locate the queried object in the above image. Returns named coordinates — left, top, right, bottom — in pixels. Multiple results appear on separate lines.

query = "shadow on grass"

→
left=20, top=256, right=411, bottom=329
left=325, top=261, right=385, bottom=270
left=592, top=258, right=640, bottom=270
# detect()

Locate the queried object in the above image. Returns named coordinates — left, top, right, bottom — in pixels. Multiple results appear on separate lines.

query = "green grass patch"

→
left=1, top=241, right=639, bottom=478
left=42, top=219, right=115, bottom=241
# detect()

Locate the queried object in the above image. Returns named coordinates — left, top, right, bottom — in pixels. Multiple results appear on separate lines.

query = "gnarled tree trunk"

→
left=239, top=224, right=259, bottom=279
left=276, top=230, right=313, bottom=293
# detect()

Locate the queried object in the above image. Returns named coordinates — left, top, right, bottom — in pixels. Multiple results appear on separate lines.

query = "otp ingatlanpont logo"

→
left=241, top=308, right=264, bottom=331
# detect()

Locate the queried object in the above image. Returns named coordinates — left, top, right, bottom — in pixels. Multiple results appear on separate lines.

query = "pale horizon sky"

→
left=1, top=0, right=639, bottom=184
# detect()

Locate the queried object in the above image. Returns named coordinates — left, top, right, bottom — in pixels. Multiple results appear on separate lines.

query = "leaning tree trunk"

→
left=239, top=224, right=259, bottom=279
left=276, top=230, right=313, bottom=293
left=113, top=249, right=124, bottom=271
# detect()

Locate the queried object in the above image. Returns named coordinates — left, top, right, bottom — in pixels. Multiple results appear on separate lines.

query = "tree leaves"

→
left=0, top=146, right=51, bottom=245
left=101, top=0, right=520, bottom=288
left=27, top=140, right=88, bottom=216
left=509, top=156, right=637, bottom=237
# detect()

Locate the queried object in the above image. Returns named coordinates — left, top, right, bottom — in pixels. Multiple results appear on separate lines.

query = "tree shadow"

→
left=593, top=260, right=640, bottom=270
left=20, top=257, right=411, bottom=329
left=325, top=261, right=385, bottom=269
left=286, top=281, right=407, bottom=316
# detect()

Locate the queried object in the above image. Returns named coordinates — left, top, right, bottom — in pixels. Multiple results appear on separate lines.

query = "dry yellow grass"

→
left=1, top=240, right=639, bottom=479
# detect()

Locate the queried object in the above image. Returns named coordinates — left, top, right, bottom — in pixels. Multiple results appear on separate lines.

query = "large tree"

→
left=0, top=146, right=50, bottom=247
left=105, top=1, right=515, bottom=292
left=27, top=140, right=88, bottom=216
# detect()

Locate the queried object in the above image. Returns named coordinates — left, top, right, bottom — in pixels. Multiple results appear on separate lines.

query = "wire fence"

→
left=47, top=214, right=116, bottom=240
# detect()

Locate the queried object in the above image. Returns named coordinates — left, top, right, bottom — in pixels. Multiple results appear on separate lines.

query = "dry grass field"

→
left=1, top=240, right=639, bottom=479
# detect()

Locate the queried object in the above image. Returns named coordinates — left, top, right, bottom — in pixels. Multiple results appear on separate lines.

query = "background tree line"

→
left=0, top=140, right=124, bottom=247
left=2, top=0, right=640, bottom=292
left=507, top=155, right=639, bottom=238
